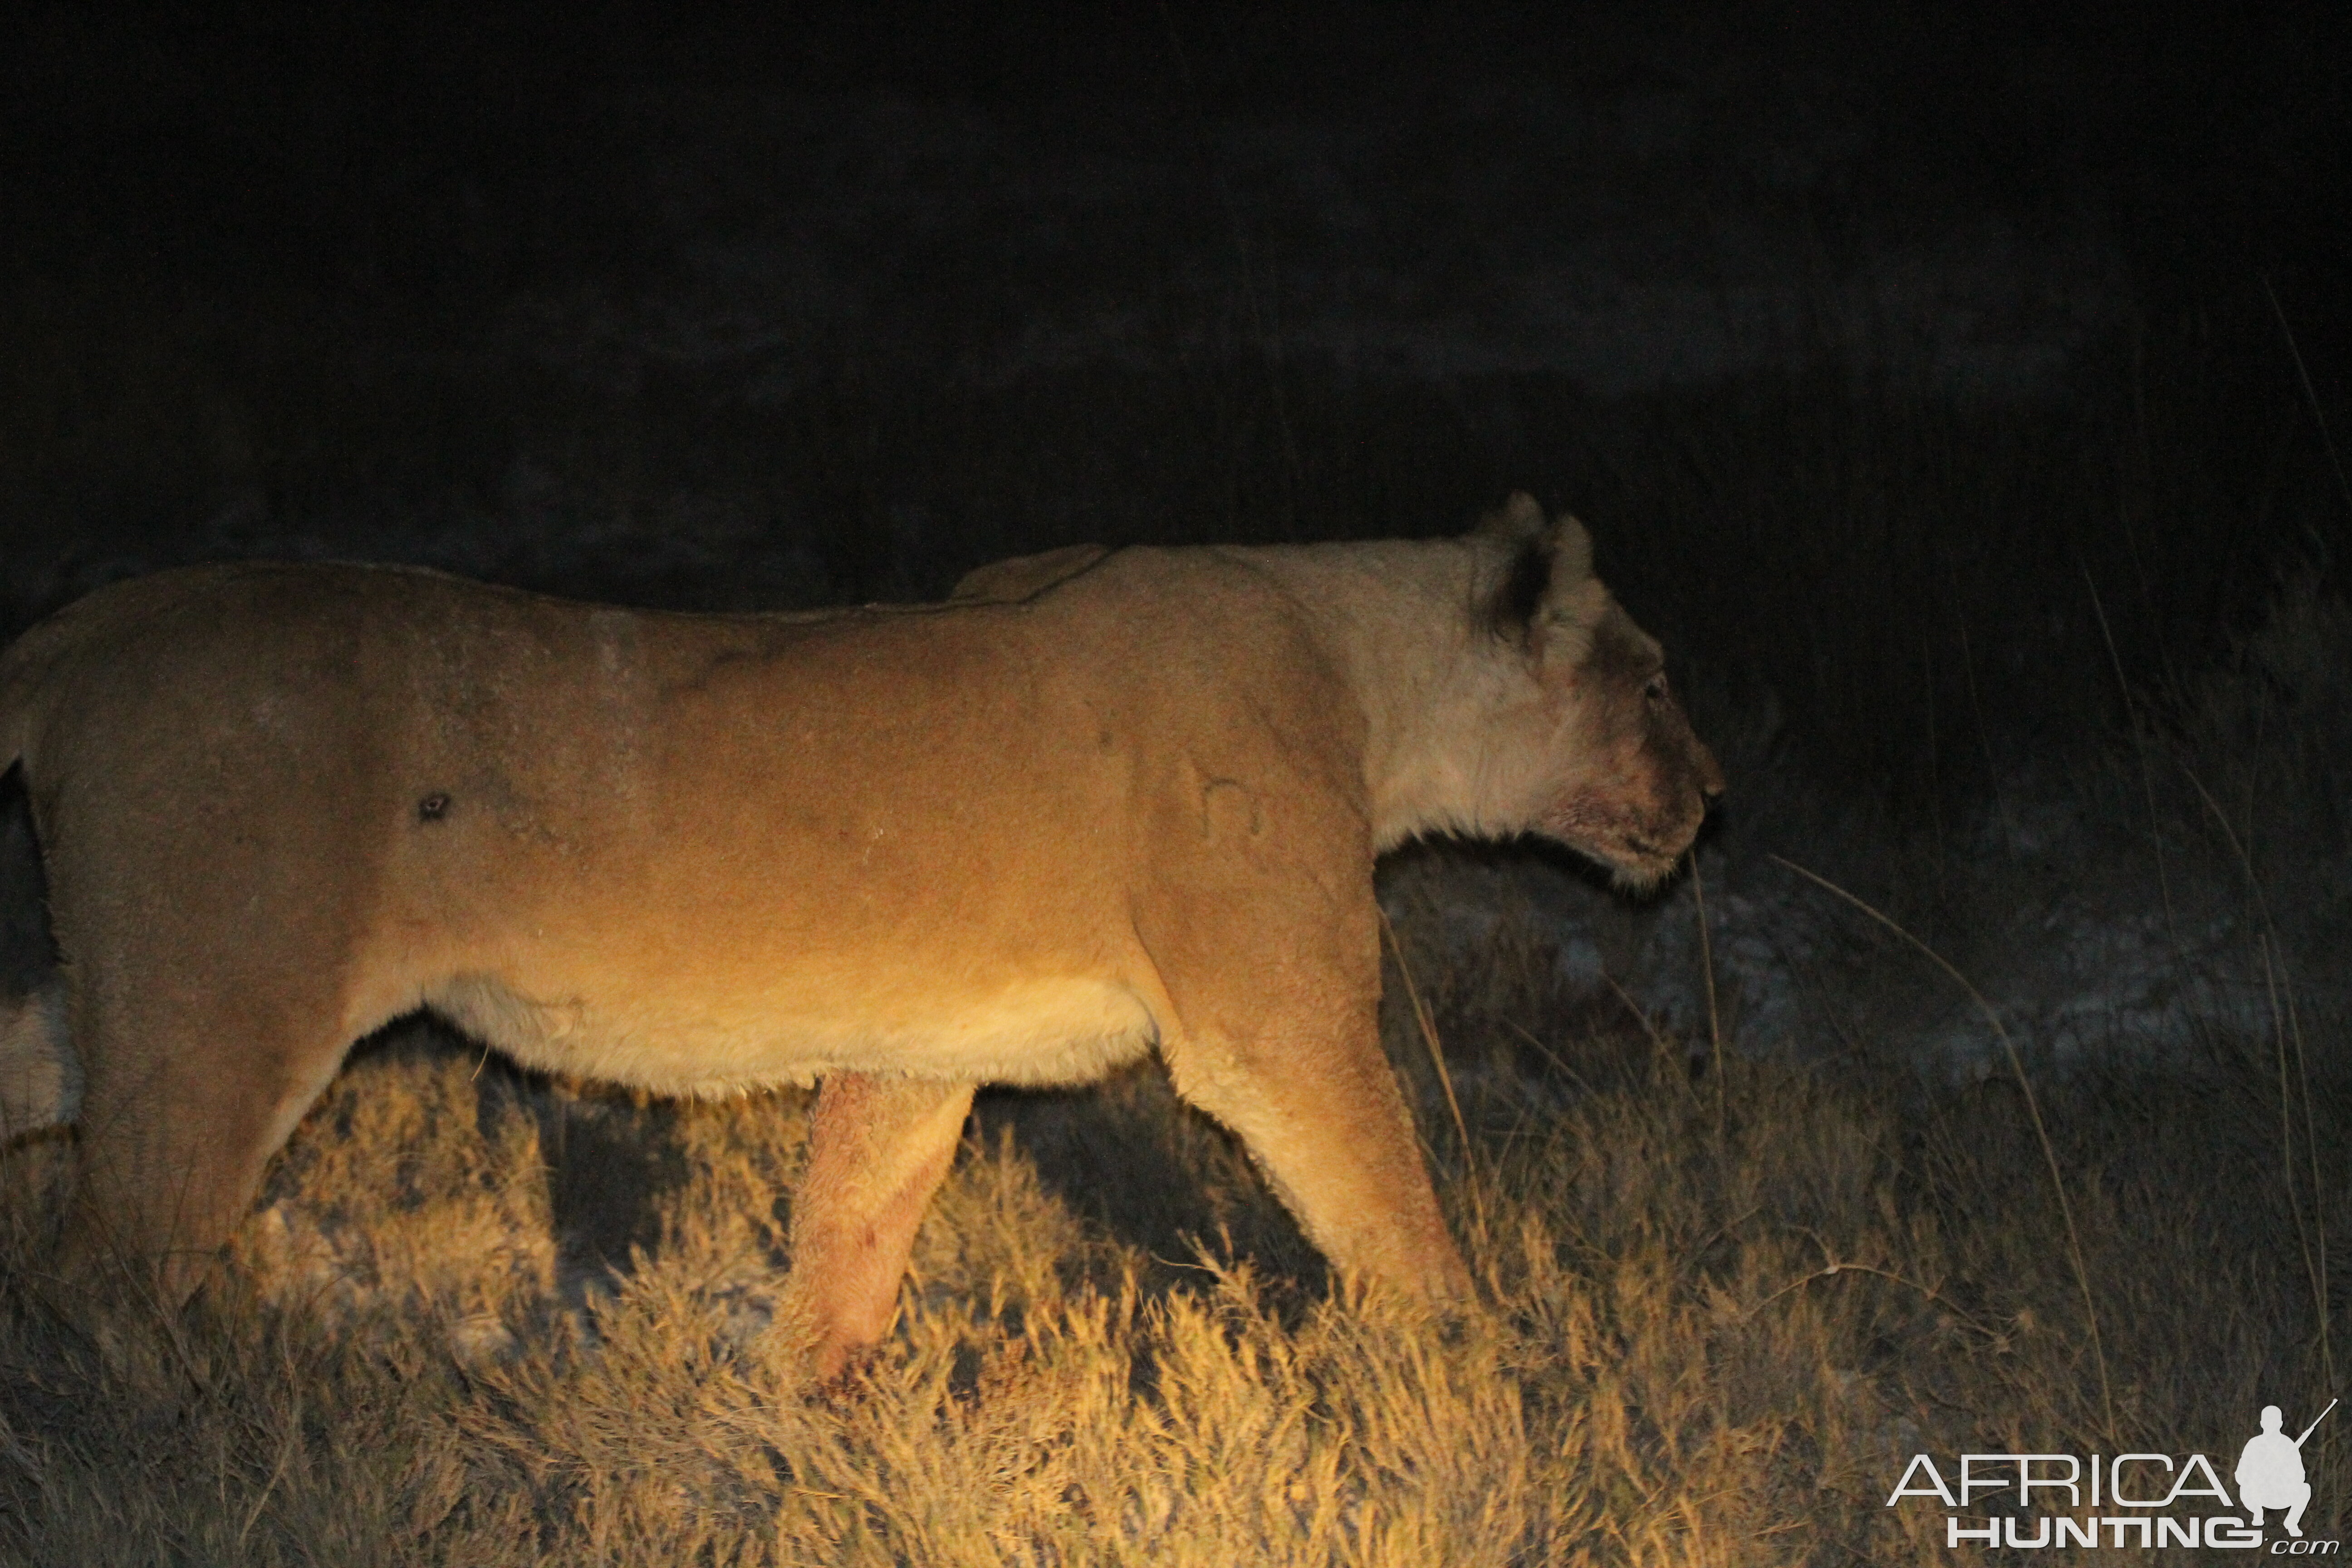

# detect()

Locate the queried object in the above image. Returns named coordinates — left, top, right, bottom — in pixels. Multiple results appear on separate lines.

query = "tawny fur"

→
left=0, top=494, right=1720, bottom=1377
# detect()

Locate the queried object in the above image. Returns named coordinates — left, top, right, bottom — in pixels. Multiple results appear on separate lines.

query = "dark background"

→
left=6, top=16, right=2352, bottom=1544
left=3, top=0, right=2347, bottom=810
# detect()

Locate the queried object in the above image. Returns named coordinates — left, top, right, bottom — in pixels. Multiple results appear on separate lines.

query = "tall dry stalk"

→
left=2180, top=762, right=2335, bottom=1416
left=1690, top=854, right=1726, bottom=1141
left=1770, top=853, right=2117, bottom=1446
left=1378, top=906, right=1485, bottom=1254
left=2265, top=275, right=2352, bottom=522
left=2082, top=562, right=2181, bottom=959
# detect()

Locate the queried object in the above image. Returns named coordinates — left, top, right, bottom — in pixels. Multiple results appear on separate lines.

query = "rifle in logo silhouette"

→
left=2240, top=1397, right=2335, bottom=1538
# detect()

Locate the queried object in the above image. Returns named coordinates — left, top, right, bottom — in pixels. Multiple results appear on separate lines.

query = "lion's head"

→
left=1470, top=494, right=1724, bottom=891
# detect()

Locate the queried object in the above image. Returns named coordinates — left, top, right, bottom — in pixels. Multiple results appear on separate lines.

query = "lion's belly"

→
left=421, top=970, right=1158, bottom=1093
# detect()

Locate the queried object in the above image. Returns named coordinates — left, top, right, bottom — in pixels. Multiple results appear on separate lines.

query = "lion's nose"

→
left=1696, top=745, right=1727, bottom=804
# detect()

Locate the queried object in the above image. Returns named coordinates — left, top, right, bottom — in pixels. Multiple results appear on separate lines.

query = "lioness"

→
left=0, top=494, right=1719, bottom=1376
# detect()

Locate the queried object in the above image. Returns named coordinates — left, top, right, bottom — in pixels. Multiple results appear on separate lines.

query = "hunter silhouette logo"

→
left=2241, top=1400, right=2334, bottom=1539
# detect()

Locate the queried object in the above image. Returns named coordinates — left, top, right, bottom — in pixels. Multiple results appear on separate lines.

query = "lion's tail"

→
left=0, top=630, right=71, bottom=1139
left=0, top=986, right=70, bottom=1139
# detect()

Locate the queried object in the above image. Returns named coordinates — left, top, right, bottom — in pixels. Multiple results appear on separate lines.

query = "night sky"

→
left=11, top=5, right=2340, bottom=325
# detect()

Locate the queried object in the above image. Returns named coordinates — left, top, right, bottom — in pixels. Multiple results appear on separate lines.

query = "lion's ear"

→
left=1474, top=494, right=1592, bottom=591
left=1481, top=503, right=1597, bottom=644
left=1477, top=491, right=1547, bottom=541
left=1545, top=512, right=1592, bottom=593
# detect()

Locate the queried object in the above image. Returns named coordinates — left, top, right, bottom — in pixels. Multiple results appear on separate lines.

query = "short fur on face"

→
left=1354, top=492, right=1721, bottom=887
left=1535, top=605, right=1722, bottom=890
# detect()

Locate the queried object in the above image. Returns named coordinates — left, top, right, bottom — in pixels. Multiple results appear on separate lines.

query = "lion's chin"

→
left=1537, top=828, right=1684, bottom=895
left=1537, top=798, right=1704, bottom=895
left=1600, top=838, right=1684, bottom=895
left=1592, top=811, right=1713, bottom=894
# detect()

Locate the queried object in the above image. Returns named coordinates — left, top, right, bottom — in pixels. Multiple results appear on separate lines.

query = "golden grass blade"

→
left=1690, top=853, right=1727, bottom=1141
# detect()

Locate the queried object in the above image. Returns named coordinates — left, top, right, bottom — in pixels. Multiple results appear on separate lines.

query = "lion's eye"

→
left=1643, top=672, right=1669, bottom=705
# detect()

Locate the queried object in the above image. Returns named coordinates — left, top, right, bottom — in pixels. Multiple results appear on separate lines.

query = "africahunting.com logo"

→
left=1886, top=1399, right=2337, bottom=1552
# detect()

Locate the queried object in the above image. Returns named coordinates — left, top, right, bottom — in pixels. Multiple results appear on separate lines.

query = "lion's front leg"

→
left=1159, top=1007, right=1475, bottom=1308
left=1137, top=880, right=1475, bottom=1311
left=783, top=1071, right=976, bottom=1383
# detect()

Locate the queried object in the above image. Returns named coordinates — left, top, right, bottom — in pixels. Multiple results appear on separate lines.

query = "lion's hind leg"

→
left=782, top=1072, right=977, bottom=1383
left=51, top=971, right=360, bottom=1314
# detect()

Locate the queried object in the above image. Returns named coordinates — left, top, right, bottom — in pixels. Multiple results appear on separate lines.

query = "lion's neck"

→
left=1220, top=539, right=1534, bottom=853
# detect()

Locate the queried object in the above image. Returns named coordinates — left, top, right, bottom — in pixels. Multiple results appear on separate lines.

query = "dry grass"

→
left=1, top=897, right=2341, bottom=1565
